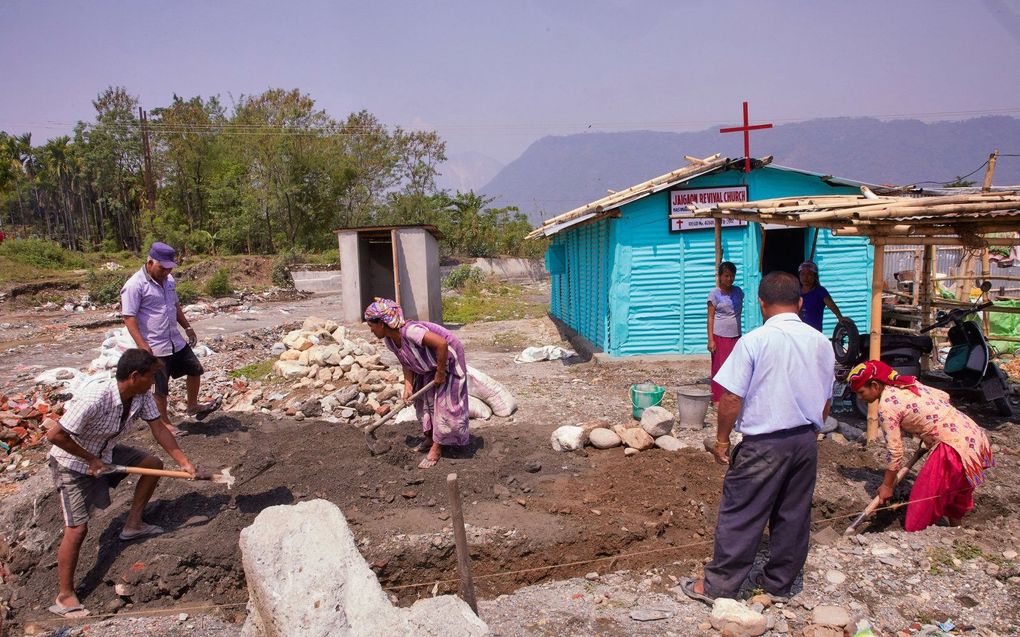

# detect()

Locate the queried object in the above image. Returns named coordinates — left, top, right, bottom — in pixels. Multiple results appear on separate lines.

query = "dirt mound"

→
left=3, top=403, right=908, bottom=633
left=174, top=257, right=274, bottom=290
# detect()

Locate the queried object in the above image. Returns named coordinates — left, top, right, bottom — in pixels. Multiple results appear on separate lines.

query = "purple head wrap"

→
left=363, top=297, right=404, bottom=328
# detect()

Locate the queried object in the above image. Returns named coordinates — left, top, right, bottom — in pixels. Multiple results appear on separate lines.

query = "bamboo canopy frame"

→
left=691, top=186, right=1020, bottom=441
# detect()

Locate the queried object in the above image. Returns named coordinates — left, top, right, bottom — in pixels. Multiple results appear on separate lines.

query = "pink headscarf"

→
left=363, top=297, right=404, bottom=328
left=847, top=360, right=920, bottom=396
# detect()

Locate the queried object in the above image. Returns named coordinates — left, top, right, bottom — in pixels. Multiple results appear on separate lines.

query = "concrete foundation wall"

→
left=439, top=258, right=548, bottom=283
left=290, top=269, right=342, bottom=293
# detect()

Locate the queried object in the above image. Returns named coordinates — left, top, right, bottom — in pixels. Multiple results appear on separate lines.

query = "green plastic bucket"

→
left=630, top=383, right=665, bottom=420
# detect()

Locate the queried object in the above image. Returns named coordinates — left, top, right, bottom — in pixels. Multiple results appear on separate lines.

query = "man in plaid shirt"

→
left=44, top=349, right=198, bottom=618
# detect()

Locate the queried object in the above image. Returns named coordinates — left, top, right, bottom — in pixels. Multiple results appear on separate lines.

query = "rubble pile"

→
left=254, top=315, right=410, bottom=424
left=214, top=316, right=517, bottom=426
left=0, top=390, right=62, bottom=468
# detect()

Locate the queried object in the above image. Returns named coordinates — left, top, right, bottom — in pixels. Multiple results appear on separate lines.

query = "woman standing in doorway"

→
left=799, top=260, right=843, bottom=332
left=707, top=261, right=743, bottom=403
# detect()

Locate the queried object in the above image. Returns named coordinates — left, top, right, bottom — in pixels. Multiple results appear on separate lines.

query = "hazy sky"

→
left=3, top=0, right=1020, bottom=164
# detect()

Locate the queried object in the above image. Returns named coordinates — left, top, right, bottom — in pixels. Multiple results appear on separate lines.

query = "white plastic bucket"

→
left=677, top=386, right=711, bottom=429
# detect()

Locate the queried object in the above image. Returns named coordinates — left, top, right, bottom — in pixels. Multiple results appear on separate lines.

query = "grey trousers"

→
left=703, top=425, right=818, bottom=598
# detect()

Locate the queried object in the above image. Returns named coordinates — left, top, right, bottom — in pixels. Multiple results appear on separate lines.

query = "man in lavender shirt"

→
left=121, top=242, right=220, bottom=435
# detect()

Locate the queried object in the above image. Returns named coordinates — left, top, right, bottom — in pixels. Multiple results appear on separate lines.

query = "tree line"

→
left=0, top=87, right=544, bottom=259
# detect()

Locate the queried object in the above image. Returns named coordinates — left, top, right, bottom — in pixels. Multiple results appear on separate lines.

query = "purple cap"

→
left=148, top=242, right=177, bottom=269
left=798, top=260, right=818, bottom=274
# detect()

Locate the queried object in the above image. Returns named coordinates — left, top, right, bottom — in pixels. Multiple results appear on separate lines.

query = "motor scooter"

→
left=832, top=281, right=1014, bottom=419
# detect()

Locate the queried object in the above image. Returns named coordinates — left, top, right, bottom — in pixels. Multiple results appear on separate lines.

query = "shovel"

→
left=103, top=465, right=236, bottom=490
left=364, top=381, right=437, bottom=455
left=844, top=444, right=929, bottom=535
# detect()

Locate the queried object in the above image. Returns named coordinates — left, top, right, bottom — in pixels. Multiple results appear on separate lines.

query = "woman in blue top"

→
left=798, top=261, right=843, bottom=332
left=707, top=261, right=743, bottom=403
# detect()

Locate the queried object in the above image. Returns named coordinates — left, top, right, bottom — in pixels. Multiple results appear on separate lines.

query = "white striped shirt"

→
left=48, top=378, right=160, bottom=474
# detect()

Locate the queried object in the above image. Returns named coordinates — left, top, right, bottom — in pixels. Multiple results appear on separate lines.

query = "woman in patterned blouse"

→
left=849, top=360, right=994, bottom=531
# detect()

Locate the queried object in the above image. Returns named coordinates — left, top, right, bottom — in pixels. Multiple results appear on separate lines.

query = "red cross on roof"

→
left=720, top=101, right=773, bottom=173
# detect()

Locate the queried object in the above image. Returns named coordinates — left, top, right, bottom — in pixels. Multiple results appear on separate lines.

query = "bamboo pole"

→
left=868, top=243, right=885, bottom=442
left=848, top=201, right=1020, bottom=220
left=835, top=223, right=1020, bottom=237
left=956, top=252, right=974, bottom=302
left=714, top=218, right=722, bottom=271
left=758, top=226, right=767, bottom=273
left=921, top=246, right=934, bottom=371
left=982, top=249, right=992, bottom=333
left=711, top=192, right=1018, bottom=215
left=391, top=229, right=402, bottom=306
left=925, top=274, right=1020, bottom=282
left=532, top=155, right=725, bottom=231
left=912, top=247, right=923, bottom=306
left=446, top=473, right=478, bottom=614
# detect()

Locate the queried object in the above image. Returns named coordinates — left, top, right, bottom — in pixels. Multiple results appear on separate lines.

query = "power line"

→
left=5, top=106, right=1020, bottom=136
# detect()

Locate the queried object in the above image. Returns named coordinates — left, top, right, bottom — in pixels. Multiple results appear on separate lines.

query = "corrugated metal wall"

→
left=549, top=165, right=877, bottom=356
left=812, top=229, right=873, bottom=334
left=548, top=219, right=610, bottom=350
left=882, top=248, right=1020, bottom=288
left=607, top=193, right=753, bottom=355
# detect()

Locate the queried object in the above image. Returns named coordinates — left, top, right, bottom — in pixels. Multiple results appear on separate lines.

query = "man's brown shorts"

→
left=49, top=445, right=150, bottom=527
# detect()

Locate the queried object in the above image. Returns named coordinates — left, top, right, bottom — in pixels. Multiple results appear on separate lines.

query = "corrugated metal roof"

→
left=535, top=212, right=598, bottom=237
left=524, top=154, right=730, bottom=239
left=526, top=157, right=905, bottom=240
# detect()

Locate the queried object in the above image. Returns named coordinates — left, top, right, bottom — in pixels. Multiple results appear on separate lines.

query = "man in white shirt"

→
left=683, top=271, right=834, bottom=604
left=45, top=348, right=198, bottom=618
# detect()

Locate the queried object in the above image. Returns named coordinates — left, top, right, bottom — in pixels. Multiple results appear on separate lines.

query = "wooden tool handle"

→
left=364, top=382, right=436, bottom=434
left=844, top=444, right=930, bottom=535
left=110, top=465, right=196, bottom=480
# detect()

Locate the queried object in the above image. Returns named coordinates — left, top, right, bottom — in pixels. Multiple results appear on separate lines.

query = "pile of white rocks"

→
left=551, top=406, right=697, bottom=455
left=268, top=316, right=407, bottom=422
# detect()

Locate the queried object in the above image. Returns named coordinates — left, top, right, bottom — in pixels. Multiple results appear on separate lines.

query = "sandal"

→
left=413, top=438, right=433, bottom=453
left=48, top=603, right=90, bottom=618
left=188, top=397, right=222, bottom=422
left=679, top=577, right=715, bottom=606
left=119, top=522, right=165, bottom=541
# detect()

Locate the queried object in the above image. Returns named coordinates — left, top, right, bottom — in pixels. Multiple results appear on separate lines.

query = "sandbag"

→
left=468, top=396, right=492, bottom=420
left=466, top=365, right=518, bottom=417
left=514, top=345, right=576, bottom=364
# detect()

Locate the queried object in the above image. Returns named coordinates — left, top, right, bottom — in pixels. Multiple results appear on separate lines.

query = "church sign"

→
left=669, top=185, right=748, bottom=232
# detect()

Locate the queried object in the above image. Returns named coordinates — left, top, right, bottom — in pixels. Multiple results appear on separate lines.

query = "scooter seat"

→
left=944, top=345, right=969, bottom=374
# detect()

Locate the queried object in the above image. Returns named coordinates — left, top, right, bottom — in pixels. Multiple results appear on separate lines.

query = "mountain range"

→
left=478, top=116, right=1020, bottom=225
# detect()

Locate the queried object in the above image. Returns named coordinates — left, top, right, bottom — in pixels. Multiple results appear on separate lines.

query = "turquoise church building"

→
left=530, top=155, right=877, bottom=356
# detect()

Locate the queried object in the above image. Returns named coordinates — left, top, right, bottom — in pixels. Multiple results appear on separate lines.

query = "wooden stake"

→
left=446, top=473, right=478, bottom=614
left=867, top=243, right=885, bottom=442
left=983, top=150, right=1000, bottom=192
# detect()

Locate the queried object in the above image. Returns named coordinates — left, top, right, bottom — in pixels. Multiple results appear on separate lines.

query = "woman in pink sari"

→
left=707, top=261, right=743, bottom=403
left=849, top=360, right=994, bottom=531
left=364, top=298, right=470, bottom=469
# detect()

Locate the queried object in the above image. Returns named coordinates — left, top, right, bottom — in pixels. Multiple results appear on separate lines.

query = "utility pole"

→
left=139, top=107, right=156, bottom=212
